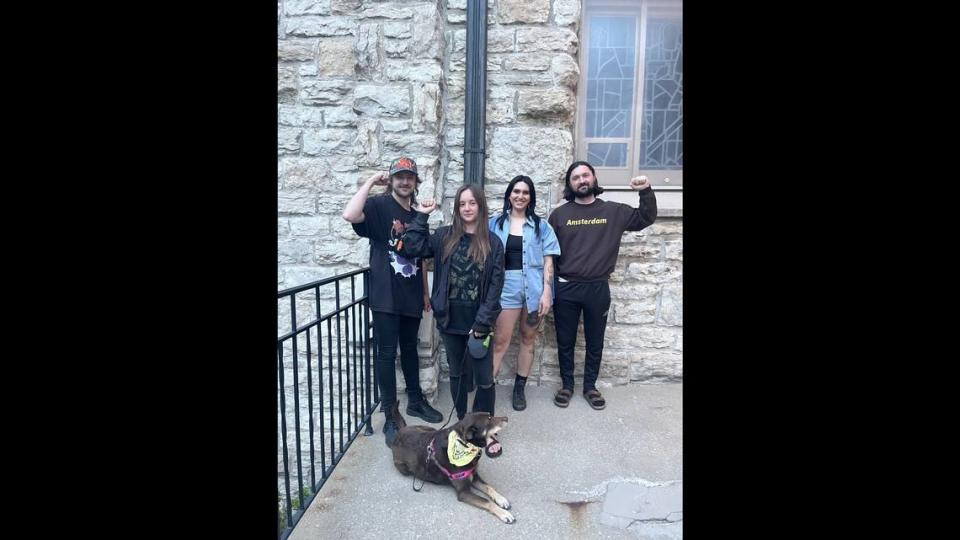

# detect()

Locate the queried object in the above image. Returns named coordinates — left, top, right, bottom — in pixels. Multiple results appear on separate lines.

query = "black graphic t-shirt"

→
left=352, top=194, right=424, bottom=318
left=447, top=233, right=481, bottom=333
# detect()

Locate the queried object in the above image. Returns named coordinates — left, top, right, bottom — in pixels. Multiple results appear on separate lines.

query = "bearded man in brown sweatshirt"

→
left=547, top=161, right=658, bottom=410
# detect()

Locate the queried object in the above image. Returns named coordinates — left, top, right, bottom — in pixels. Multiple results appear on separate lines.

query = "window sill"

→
left=601, top=186, right=683, bottom=217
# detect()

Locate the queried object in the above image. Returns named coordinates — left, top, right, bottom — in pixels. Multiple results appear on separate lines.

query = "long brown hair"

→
left=442, top=184, right=491, bottom=265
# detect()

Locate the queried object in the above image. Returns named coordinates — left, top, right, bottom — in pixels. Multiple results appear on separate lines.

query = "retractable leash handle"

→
left=468, top=331, right=491, bottom=359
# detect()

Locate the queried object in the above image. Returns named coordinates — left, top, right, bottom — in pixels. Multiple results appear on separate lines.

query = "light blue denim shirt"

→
left=488, top=213, right=561, bottom=313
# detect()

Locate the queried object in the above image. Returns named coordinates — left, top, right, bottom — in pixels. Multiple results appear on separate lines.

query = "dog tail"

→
left=390, top=400, right=407, bottom=429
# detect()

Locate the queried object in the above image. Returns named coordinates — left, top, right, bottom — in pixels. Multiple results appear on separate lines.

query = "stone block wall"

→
left=278, top=0, right=683, bottom=402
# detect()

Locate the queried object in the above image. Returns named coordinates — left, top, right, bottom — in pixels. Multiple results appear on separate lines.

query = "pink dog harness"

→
left=427, top=438, right=476, bottom=480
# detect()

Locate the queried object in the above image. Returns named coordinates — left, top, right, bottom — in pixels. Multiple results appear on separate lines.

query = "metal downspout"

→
left=464, top=0, right=487, bottom=186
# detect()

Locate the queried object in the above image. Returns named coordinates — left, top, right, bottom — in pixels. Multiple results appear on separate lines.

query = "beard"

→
left=391, top=184, right=415, bottom=198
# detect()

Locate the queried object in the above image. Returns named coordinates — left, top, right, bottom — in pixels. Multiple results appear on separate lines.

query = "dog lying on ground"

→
left=388, top=402, right=514, bottom=523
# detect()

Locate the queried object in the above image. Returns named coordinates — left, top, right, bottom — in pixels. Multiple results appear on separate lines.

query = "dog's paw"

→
left=494, top=495, right=511, bottom=510
left=498, top=509, right=515, bottom=524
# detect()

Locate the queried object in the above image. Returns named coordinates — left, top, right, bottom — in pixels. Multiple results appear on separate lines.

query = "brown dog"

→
left=388, top=402, right=514, bottom=523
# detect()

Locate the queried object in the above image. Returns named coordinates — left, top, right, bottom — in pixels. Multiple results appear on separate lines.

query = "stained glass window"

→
left=639, top=18, right=683, bottom=169
left=586, top=16, right=636, bottom=148
left=587, top=143, right=627, bottom=167
left=579, top=0, right=683, bottom=187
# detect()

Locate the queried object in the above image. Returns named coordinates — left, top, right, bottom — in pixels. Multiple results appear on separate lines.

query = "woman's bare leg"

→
left=492, top=308, right=521, bottom=377
left=516, top=307, right=539, bottom=377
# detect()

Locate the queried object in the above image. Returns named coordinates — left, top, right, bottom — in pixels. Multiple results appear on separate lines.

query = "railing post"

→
left=314, top=286, right=326, bottom=479
left=363, top=269, right=374, bottom=435
left=351, top=276, right=359, bottom=433
left=335, top=279, right=344, bottom=454
left=278, top=343, right=293, bottom=530
left=327, top=317, right=334, bottom=473
left=306, top=327, right=315, bottom=490
left=289, top=295, right=305, bottom=510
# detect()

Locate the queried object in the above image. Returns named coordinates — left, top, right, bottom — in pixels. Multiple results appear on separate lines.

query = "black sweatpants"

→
left=372, top=311, right=424, bottom=413
left=553, top=279, right=611, bottom=393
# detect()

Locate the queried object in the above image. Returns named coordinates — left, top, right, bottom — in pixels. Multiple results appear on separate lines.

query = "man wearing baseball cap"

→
left=342, top=156, right=443, bottom=446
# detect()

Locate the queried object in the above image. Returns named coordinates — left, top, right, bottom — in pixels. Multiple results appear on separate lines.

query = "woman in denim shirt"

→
left=488, top=175, right=561, bottom=411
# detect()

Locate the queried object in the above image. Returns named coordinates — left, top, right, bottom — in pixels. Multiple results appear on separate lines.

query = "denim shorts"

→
left=500, top=269, right=527, bottom=309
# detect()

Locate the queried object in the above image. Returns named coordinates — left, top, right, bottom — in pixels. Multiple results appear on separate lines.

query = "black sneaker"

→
left=406, top=399, right=443, bottom=423
left=382, top=416, right=400, bottom=447
left=512, top=384, right=526, bottom=411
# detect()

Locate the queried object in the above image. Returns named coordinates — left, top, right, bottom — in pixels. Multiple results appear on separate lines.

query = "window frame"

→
left=576, top=0, right=683, bottom=191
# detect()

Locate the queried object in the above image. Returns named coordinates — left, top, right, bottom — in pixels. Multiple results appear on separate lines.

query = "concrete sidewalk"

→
left=289, top=382, right=682, bottom=539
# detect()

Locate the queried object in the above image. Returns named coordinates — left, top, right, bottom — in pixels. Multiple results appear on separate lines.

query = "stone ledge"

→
left=598, top=187, right=683, bottom=217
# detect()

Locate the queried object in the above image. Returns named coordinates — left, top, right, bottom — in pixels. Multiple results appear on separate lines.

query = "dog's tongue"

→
left=485, top=438, right=502, bottom=458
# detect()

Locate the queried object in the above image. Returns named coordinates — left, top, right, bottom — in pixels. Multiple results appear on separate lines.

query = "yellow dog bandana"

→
left=447, top=431, right=480, bottom=466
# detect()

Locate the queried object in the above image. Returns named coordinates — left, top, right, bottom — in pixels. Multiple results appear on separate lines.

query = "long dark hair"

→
left=442, top=184, right=492, bottom=265
left=562, top=160, right=604, bottom=202
left=494, top=175, right=541, bottom=238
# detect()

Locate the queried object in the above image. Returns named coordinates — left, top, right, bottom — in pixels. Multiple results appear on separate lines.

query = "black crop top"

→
left=505, top=234, right=522, bottom=270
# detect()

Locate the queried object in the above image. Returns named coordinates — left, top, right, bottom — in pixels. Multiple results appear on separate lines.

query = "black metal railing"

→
left=277, top=268, right=378, bottom=539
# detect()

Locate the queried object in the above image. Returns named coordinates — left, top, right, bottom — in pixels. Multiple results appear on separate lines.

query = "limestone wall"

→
left=278, top=0, right=682, bottom=400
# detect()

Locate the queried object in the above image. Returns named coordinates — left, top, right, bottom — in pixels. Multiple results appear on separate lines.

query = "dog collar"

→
left=427, top=437, right=476, bottom=481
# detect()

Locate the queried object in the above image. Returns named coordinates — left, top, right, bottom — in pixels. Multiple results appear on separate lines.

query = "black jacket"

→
left=398, top=212, right=504, bottom=334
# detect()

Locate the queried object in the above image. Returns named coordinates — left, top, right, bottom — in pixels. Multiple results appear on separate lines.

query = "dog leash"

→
left=412, top=339, right=481, bottom=492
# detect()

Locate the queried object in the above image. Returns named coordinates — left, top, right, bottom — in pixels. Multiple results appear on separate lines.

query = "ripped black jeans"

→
left=440, top=331, right=496, bottom=418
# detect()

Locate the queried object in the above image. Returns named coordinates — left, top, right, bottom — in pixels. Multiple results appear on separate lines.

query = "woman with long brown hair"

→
left=398, top=185, right=505, bottom=446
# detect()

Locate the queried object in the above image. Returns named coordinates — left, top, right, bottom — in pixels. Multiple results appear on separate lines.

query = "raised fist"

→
left=370, top=171, right=390, bottom=186
left=418, top=198, right=438, bottom=214
left=630, top=175, right=651, bottom=190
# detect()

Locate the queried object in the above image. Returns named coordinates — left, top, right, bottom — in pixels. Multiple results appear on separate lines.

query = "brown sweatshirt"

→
left=547, top=188, right=657, bottom=281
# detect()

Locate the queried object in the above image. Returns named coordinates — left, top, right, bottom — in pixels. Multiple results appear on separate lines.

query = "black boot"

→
left=406, top=395, right=443, bottom=423
left=512, top=384, right=526, bottom=411
left=382, top=413, right=399, bottom=447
